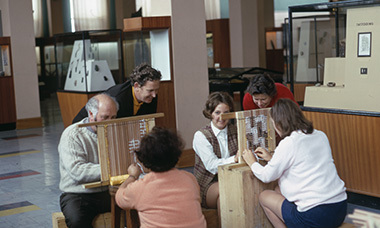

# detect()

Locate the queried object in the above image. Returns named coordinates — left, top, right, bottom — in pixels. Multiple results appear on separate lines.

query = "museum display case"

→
left=123, top=17, right=171, bottom=82
left=54, top=29, right=124, bottom=91
left=286, top=0, right=380, bottom=198
left=265, top=27, right=285, bottom=73
left=54, top=29, right=124, bottom=127
left=206, top=19, right=231, bottom=68
left=286, top=0, right=380, bottom=87
left=123, top=16, right=174, bottom=131
left=35, top=37, right=57, bottom=99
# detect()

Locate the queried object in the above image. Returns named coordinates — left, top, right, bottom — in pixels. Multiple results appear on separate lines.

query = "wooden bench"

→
left=340, top=223, right=355, bottom=228
left=52, top=212, right=122, bottom=228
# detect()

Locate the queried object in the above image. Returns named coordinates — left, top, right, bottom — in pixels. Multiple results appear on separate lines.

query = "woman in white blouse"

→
left=242, top=98, right=347, bottom=228
left=193, top=92, right=239, bottom=214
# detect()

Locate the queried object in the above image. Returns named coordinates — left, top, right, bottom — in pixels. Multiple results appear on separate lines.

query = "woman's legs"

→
left=206, top=182, right=221, bottom=228
left=259, top=187, right=286, bottom=228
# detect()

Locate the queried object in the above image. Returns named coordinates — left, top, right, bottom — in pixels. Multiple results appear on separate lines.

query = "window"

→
left=69, top=0, right=110, bottom=32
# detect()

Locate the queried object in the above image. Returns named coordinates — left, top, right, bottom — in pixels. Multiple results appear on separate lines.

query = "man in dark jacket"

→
left=72, top=63, right=162, bottom=123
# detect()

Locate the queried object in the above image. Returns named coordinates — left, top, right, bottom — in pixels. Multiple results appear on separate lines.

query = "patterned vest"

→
left=194, top=123, right=238, bottom=207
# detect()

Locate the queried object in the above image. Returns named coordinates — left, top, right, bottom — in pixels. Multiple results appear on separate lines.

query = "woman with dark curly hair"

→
left=115, top=127, right=206, bottom=228
left=243, top=73, right=297, bottom=110
left=242, top=99, right=347, bottom=228
left=192, top=92, right=239, bottom=222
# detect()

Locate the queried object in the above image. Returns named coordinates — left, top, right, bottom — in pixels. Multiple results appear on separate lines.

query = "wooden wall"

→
left=57, top=92, right=97, bottom=128
left=287, top=83, right=314, bottom=103
left=0, top=77, right=16, bottom=125
left=303, top=110, right=380, bottom=197
left=155, top=81, right=176, bottom=130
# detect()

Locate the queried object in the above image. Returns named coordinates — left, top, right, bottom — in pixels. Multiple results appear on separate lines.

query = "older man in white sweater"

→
left=58, top=93, right=118, bottom=228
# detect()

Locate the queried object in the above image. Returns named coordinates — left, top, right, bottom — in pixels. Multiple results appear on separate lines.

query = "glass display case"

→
left=289, top=0, right=380, bottom=200
left=36, top=37, right=57, bottom=99
left=123, top=16, right=175, bottom=131
left=123, top=31, right=152, bottom=77
left=265, top=27, right=285, bottom=73
left=285, top=0, right=380, bottom=92
left=123, top=27, right=171, bottom=82
left=54, top=30, right=124, bottom=128
left=54, top=29, right=124, bottom=92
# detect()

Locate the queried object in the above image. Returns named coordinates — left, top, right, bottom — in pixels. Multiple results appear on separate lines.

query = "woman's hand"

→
left=254, top=147, right=272, bottom=161
left=128, top=164, right=141, bottom=180
left=234, top=150, right=242, bottom=163
left=242, top=149, right=257, bottom=167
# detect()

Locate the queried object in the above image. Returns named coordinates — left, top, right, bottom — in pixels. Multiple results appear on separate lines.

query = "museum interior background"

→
left=0, top=0, right=380, bottom=227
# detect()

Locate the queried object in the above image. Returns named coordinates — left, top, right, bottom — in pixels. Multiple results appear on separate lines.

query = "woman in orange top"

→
left=115, top=127, right=206, bottom=228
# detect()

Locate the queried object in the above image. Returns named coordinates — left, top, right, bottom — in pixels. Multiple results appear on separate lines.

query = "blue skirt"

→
left=281, top=199, right=347, bottom=228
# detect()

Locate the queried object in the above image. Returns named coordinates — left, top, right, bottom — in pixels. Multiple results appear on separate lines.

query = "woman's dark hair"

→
left=136, top=126, right=184, bottom=172
left=203, top=92, right=234, bottom=119
left=130, top=63, right=162, bottom=86
left=245, top=74, right=277, bottom=97
left=270, top=98, right=314, bottom=137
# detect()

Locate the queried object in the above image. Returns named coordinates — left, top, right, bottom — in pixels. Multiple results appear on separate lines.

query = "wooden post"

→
left=219, top=163, right=276, bottom=228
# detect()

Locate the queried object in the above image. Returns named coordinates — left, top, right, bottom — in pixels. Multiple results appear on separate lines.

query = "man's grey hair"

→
left=85, top=93, right=119, bottom=117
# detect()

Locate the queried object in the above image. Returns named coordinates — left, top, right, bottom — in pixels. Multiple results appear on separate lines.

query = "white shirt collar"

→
left=211, top=121, right=228, bottom=137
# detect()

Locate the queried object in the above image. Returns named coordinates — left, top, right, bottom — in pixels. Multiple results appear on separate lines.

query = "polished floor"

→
left=0, top=94, right=379, bottom=228
left=0, top=95, right=63, bottom=228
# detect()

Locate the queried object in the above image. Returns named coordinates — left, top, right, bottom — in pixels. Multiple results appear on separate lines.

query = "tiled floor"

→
left=0, top=94, right=379, bottom=228
left=0, top=95, right=63, bottom=228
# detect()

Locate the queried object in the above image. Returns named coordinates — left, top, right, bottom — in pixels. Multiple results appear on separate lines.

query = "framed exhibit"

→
left=0, top=43, right=11, bottom=76
left=358, top=32, right=371, bottom=57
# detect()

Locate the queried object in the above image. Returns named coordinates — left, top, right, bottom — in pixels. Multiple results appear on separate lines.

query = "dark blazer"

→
left=72, top=80, right=158, bottom=123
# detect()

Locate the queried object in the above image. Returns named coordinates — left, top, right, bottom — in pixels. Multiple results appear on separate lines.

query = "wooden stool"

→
left=52, top=212, right=122, bottom=228
left=202, top=208, right=218, bottom=228
left=219, top=163, right=276, bottom=227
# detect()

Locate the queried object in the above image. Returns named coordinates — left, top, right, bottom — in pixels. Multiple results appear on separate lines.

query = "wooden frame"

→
left=358, top=32, right=371, bottom=57
left=222, top=108, right=276, bottom=162
left=79, top=113, right=164, bottom=188
left=219, top=108, right=276, bottom=227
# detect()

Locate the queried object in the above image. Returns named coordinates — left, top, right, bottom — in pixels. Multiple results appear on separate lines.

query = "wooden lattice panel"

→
left=78, top=113, right=164, bottom=187
left=222, top=108, right=275, bottom=162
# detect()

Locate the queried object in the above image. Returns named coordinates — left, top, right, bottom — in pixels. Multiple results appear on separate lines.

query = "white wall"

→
left=0, top=0, right=41, bottom=120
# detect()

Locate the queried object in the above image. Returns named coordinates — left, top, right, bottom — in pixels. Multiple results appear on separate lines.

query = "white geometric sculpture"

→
left=64, top=39, right=115, bottom=92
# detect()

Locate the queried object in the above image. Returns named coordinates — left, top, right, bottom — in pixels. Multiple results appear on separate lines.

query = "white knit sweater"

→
left=251, top=130, right=347, bottom=212
left=58, top=118, right=107, bottom=193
